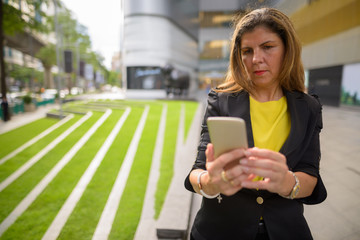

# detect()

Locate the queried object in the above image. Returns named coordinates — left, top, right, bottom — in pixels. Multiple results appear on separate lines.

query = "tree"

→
left=1, top=0, right=50, bottom=120
left=36, top=44, right=56, bottom=88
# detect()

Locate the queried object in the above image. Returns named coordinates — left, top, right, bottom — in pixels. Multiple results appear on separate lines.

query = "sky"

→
left=61, top=0, right=122, bottom=70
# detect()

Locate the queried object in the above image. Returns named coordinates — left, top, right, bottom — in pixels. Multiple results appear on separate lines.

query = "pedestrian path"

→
left=188, top=105, right=360, bottom=240
left=0, top=104, right=59, bottom=134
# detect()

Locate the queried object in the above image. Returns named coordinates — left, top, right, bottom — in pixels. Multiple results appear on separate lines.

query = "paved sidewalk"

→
left=189, top=105, right=360, bottom=240
left=0, top=104, right=60, bottom=134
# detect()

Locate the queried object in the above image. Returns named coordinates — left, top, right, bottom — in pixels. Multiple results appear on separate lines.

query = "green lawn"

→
left=0, top=99, right=199, bottom=239
left=0, top=118, right=60, bottom=159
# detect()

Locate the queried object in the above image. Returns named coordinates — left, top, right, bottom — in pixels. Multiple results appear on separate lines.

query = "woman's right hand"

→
left=203, top=143, right=252, bottom=196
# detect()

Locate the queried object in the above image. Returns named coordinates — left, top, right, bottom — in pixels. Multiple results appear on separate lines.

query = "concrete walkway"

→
left=188, top=105, right=360, bottom=240
left=0, top=104, right=60, bottom=134
left=304, top=106, right=360, bottom=240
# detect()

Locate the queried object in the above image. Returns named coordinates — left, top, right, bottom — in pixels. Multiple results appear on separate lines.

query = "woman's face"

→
left=240, top=25, right=285, bottom=90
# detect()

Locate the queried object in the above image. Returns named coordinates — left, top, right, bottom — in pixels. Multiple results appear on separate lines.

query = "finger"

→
left=241, top=178, right=269, bottom=190
left=221, top=184, right=243, bottom=196
left=223, top=163, right=246, bottom=180
left=245, top=148, right=286, bottom=163
left=205, top=143, right=215, bottom=163
left=242, top=167, right=274, bottom=179
left=212, top=148, right=247, bottom=169
left=240, top=158, right=286, bottom=172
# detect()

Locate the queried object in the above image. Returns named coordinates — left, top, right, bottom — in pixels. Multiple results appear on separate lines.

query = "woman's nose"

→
left=252, top=49, right=263, bottom=64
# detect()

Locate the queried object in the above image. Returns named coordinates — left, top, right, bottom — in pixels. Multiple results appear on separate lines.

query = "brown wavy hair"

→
left=217, top=8, right=305, bottom=93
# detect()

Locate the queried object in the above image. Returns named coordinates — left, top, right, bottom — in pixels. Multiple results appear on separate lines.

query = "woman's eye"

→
left=263, top=45, right=273, bottom=50
left=242, top=49, right=252, bottom=54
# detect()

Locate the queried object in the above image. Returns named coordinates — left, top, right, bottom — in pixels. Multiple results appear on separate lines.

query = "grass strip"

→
left=109, top=103, right=162, bottom=239
left=0, top=109, right=124, bottom=240
left=154, top=101, right=181, bottom=219
left=184, top=101, right=199, bottom=142
left=0, top=118, right=58, bottom=158
left=0, top=112, right=101, bottom=224
left=0, top=116, right=81, bottom=183
left=57, top=107, right=144, bottom=240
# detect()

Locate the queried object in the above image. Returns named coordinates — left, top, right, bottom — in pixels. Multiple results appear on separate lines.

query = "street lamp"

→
left=53, top=0, right=63, bottom=118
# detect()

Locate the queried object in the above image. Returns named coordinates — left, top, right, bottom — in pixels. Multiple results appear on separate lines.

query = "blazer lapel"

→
left=280, top=90, right=309, bottom=164
left=227, top=91, right=255, bottom=148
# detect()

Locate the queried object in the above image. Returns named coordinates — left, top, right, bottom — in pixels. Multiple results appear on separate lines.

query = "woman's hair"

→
left=217, top=8, right=305, bottom=93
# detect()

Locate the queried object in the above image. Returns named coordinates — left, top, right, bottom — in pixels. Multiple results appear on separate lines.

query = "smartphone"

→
left=207, top=117, right=248, bottom=159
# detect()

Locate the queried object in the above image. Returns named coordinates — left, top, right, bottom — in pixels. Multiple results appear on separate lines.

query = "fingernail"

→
left=244, top=150, right=251, bottom=156
left=239, top=159, right=247, bottom=164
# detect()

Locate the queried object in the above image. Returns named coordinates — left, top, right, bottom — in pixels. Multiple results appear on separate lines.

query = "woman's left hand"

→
left=239, top=147, right=290, bottom=194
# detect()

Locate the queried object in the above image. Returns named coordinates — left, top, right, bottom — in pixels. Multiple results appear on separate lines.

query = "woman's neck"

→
left=250, top=86, right=284, bottom=102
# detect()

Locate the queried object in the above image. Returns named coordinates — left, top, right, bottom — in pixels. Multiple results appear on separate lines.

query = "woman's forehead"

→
left=240, top=26, right=281, bottom=46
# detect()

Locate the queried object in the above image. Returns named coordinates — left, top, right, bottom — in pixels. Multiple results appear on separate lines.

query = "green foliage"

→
left=22, top=94, right=32, bottom=104
left=3, top=0, right=51, bottom=35
left=8, top=63, right=44, bottom=88
left=36, top=44, right=56, bottom=68
left=3, top=3, right=27, bottom=35
left=107, top=71, right=121, bottom=86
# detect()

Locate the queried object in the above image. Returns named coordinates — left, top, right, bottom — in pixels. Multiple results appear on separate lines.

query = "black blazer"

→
left=185, top=89, right=327, bottom=240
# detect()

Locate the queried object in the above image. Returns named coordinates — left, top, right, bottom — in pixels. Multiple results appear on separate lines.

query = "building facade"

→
left=122, top=0, right=199, bottom=98
left=122, top=0, right=360, bottom=106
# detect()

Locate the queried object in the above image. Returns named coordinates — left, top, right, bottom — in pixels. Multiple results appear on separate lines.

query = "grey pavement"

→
left=189, top=105, right=360, bottom=240
left=304, top=106, right=360, bottom=240
left=0, top=104, right=60, bottom=134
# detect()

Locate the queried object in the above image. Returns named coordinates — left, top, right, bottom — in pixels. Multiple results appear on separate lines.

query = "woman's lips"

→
left=254, top=70, right=267, bottom=76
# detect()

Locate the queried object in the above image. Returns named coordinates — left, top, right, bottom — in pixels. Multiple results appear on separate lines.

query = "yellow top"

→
left=250, top=96, right=291, bottom=182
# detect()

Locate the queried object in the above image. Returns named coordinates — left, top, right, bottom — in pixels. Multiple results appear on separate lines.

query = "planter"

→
left=24, top=103, right=36, bottom=112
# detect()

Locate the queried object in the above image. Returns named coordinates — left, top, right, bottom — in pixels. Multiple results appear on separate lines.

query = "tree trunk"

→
left=44, top=66, right=54, bottom=89
left=0, top=1, right=10, bottom=121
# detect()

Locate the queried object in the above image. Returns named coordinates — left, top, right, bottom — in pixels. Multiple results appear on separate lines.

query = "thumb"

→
left=206, top=143, right=215, bottom=163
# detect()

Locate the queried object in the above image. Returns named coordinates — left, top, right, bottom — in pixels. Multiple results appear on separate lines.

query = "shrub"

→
left=23, top=95, right=32, bottom=104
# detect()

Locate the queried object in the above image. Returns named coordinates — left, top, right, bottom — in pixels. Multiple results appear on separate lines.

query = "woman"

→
left=184, top=8, right=327, bottom=240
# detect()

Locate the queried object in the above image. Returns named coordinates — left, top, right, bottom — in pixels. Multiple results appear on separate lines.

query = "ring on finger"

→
left=221, top=170, right=229, bottom=182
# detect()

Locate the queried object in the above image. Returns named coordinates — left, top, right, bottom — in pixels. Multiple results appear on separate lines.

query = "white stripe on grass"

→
left=0, top=110, right=110, bottom=237
left=134, top=104, right=167, bottom=240
left=0, top=114, right=74, bottom=165
left=0, top=112, right=92, bottom=193
left=42, top=107, right=131, bottom=240
left=92, top=105, right=150, bottom=240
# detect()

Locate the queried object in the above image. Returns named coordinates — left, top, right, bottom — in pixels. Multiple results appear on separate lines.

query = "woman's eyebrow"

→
left=260, top=40, right=276, bottom=45
left=241, top=40, right=277, bottom=49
